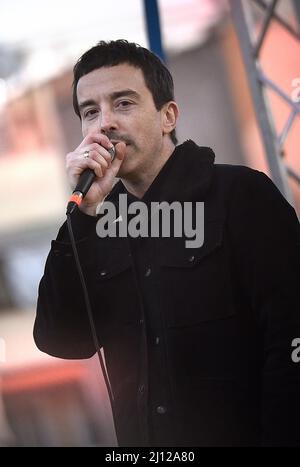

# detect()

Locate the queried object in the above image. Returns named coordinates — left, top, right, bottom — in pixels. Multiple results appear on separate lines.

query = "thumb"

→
left=114, top=141, right=126, bottom=160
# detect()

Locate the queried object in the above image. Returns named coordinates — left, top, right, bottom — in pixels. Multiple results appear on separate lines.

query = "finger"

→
left=72, top=147, right=110, bottom=171
left=70, top=155, right=105, bottom=179
left=78, top=133, right=114, bottom=153
left=114, top=141, right=126, bottom=160
left=87, top=150, right=109, bottom=169
left=93, top=144, right=114, bottom=166
left=83, top=143, right=114, bottom=166
left=83, top=158, right=104, bottom=178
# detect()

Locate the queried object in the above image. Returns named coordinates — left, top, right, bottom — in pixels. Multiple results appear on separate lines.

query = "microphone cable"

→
left=65, top=145, right=117, bottom=424
left=66, top=212, right=116, bottom=422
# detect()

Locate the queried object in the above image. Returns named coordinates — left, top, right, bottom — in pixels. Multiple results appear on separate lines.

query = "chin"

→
left=117, top=155, right=134, bottom=178
left=117, top=162, right=130, bottom=179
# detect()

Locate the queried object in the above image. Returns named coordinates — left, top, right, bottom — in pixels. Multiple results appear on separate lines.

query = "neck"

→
left=121, top=139, right=176, bottom=199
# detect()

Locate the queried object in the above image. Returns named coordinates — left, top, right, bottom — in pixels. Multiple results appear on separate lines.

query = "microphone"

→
left=66, top=145, right=115, bottom=215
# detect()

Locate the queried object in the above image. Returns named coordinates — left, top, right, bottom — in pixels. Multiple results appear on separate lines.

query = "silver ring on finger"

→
left=82, top=150, right=90, bottom=159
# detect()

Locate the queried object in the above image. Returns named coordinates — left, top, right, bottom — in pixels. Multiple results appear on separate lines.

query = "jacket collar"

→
left=107, top=140, right=215, bottom=204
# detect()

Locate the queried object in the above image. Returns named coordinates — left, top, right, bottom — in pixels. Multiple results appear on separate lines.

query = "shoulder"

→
left=209, top=164, right=297, bottom=223
left=213, top=164, right=285, bottom=202
left=214, top=163, right=269, bottom=185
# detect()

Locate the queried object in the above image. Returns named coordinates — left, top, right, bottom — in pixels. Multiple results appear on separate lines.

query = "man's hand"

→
left=66, top=133, right=126, bottom=216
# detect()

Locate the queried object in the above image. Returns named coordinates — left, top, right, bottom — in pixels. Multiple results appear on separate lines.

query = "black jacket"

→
left=34, top=140, right=300, bottom=446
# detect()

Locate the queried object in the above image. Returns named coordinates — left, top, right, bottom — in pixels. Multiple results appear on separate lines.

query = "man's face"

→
left=76, top=63, right=170, bottom=178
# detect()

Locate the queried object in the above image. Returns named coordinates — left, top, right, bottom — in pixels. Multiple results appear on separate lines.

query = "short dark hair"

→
left=72, top=39, right=177, bottom=145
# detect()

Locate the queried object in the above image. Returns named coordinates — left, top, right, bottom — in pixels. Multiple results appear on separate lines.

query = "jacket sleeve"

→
left=34, top=209, right=99, bottom=359
left=227, top=168, right=300, bottom=446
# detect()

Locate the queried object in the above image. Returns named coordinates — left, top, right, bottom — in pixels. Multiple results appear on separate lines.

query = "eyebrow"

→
left=78, top=89, right=140, bottom=113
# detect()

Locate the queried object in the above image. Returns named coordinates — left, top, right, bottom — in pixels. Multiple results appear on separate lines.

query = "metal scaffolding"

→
left=230, top=0, right=300, bottom=205
left=143, top=0, right=166, bottom=61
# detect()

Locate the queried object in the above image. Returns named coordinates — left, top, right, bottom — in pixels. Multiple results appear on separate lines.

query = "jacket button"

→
left=155, top=336, right=160, bottom=345
left=156, top=406, right=167, bottom=415
left=100, top=270, right=107, bottom=277
left=188, top=255, right=195, bottom=262
left=145, top=267, right=152, bottom=277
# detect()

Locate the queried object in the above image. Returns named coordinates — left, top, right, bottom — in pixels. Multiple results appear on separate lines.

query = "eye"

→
left=116, top=100, right=133, bottom=109
left=84, top=108, right=99, bottom=119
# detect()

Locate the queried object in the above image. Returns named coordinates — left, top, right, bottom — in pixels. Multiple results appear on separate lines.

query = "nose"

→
left=99, top=107, right=117, bottom=135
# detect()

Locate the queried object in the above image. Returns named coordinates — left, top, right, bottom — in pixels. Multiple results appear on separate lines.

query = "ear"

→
left=161, top=101, right=179, bottom=137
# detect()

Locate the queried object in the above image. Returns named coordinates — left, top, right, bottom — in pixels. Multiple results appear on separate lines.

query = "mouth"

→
left=111, top=140, right=130, bottom=146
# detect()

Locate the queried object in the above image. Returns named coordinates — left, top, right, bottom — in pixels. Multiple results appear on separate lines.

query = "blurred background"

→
left=0, top=0, right=299, bottom=446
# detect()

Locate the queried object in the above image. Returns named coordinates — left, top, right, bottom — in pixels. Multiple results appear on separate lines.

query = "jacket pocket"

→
left=95, top=237, right=132, bottom=282
left=159, top=219, right=235, bottom=326
left=159, top=219, right=223, bottom=267
left=92, top=237, right=140, bottom=327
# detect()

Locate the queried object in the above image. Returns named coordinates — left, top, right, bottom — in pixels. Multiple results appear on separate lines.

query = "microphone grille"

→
left=108, top=146, right=116, bottom=161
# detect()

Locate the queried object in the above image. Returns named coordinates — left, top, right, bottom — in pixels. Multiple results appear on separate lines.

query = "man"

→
left=34, top=40, right=300, bottom=447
